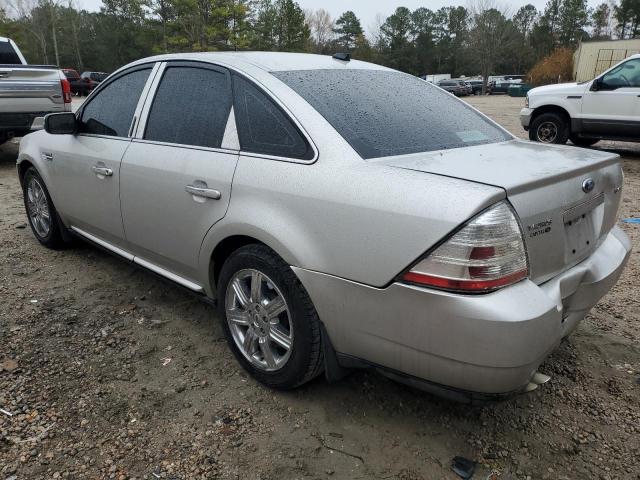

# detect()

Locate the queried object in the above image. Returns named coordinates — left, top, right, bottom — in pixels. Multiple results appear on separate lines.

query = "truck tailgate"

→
left=0, top=66, right=65, bottom=113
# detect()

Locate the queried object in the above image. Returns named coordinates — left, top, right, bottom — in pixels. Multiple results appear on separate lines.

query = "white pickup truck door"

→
left=581, top=58, right=640, bottom=137
left=48, top=64, right=157, bottom=249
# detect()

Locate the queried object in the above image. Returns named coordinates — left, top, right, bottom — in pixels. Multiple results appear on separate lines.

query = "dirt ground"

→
left=1, top=95, right=639, bottom=480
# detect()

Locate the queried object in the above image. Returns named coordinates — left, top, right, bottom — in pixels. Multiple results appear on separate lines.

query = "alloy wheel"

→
left=26, top=177, right=51, bottom=238
left=225, top=269, right=293, bottom=372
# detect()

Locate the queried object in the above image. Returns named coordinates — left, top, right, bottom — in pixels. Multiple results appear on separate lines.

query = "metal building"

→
left=573, top=38, right=640, bottom=82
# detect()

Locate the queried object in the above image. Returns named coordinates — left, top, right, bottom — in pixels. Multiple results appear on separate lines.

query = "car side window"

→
left=79, top=67, right=151, bottom=137
left=144, top=65, right=232, bottom=148
left=601, top=59, right=640, bottom=89
left=232, top=75, right=313, bottom=160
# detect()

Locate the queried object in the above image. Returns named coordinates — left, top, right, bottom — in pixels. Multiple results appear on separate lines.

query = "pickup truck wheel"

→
left=570, top=136, right=599, bottom=147
left=218, top=244, right=324, bottom=390
left=530, top=113, right=569, bottom=144
left=22, top=167, right=65, bottom=249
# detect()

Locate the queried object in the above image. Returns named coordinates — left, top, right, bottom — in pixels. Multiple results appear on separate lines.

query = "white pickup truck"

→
left=0, top=37, right=71, bottom=145
left=521, top=54, right=640, bottom=146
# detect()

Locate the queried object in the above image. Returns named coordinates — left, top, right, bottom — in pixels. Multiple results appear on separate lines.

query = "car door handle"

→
left=91, top=166, right=113, bottom=177
left=185, top=185, right=222, bottom=200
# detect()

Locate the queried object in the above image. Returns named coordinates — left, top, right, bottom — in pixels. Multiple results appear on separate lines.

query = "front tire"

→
left=529, top=112, right=569, bottom=144
left=217, top=244, right=323, bottom=390
left=22, top=167, right=65, bottom=249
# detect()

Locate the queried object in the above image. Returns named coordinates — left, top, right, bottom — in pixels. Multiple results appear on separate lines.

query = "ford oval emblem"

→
left=582, top=178, right=595, bottom=193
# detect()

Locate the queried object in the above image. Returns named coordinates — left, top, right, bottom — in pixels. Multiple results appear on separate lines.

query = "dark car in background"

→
left=81, top=71, right=108, bottom=89
left=466, top=80, right=489, bottom=95
left=62, top=68, right=91, bottom=96
left=436, top=79, right=468, bottom=96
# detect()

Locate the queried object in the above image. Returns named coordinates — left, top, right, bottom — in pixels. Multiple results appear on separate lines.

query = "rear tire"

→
left=570, top=136, right=599, bottom=147
left=22, top=167, right=66, bottom=249
left=529, top=112, right=569, bottom=144
left=217, top=244, right=323, bottom=390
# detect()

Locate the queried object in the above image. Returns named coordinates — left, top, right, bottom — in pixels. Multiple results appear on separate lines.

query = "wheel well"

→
left=17, top=160, right=34, bottom=187
left=210, top=235, right=267, bottom=291
left=531, top=105, right=571, bottom=126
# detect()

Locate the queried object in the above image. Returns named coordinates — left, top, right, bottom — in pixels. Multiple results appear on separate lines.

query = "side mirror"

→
left=44, top=112, right=77, bottom=135
left=591, top=78, right=603, bottom=91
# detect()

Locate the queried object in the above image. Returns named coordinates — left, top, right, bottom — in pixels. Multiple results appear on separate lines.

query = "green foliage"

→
left=333, top=10, right=363, bottom=51
left=251, top=0, right=309, bottom=51
left=2, top=0, right=637, bottom=81
left=592, top=3, right=613, bottom=39
left=615, top=0, right=640, bottom=38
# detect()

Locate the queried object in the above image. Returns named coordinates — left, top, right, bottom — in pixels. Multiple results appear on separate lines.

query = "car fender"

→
left=17, top=132, right=50, bottom=186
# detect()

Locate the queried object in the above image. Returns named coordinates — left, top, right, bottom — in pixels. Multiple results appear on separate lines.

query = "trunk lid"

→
left=379, top=140, right=623, bottom=284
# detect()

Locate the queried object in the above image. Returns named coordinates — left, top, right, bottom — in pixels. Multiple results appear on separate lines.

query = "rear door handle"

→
left=185, top=185, right=222, bottom=200
left=91, top=165, right=113, bottom=177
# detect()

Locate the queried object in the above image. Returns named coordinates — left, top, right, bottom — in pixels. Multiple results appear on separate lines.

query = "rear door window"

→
left=144, top=64, right=232, bottom=148
left=79, top=67, right=151, bottom=137
left=232, top=75, right=313, bottom=160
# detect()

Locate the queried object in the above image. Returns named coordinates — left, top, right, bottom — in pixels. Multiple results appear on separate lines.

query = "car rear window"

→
left=0, top=41, right=22, bottom=64
left=274, top=69, right=511, bottom=159
left=64, top=70, right=79, bottom=79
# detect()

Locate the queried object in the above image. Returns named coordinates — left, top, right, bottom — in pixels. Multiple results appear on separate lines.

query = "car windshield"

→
left=274, top=69, right=511, bottom=159
left=64, top=70, right=79, bottom=79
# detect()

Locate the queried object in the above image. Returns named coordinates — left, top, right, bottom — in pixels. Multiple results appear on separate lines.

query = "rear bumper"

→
left=294, top=226, right=631, bottom=396
left=520, top=107, right=534, bottom=130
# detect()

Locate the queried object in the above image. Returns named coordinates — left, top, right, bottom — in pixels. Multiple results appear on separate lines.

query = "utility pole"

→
left=50, top=1, right=60, bottom=66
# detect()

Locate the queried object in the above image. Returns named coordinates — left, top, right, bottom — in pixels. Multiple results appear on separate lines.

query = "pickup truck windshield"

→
left=0, top=42, right=22, bottom=64
left=274, top=69, right=511, bottom=159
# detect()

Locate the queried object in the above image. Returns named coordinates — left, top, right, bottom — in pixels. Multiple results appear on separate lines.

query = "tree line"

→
left=0, top=0, right=639, bottom=77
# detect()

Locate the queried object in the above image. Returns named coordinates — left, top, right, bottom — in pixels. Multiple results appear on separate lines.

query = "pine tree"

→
left=557, top=0, right=590, bottom=46
left=333, top=11, right=363, bottom=51
left=592, top=2, right=612, bottom=39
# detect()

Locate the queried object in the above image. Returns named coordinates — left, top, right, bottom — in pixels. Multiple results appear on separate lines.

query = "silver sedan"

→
left=17, top=52, right=631, bottom=402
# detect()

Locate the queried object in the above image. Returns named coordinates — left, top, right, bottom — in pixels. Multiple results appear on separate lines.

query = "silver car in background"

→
left=17, top=52, right=630, bottom=402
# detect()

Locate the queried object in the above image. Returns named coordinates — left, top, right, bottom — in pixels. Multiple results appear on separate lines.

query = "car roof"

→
left=125, top=52, right=391, bottom=73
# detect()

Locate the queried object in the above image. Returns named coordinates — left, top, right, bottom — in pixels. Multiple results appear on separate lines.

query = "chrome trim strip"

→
left=71, top=226, right=204, bottom=293
left=133, top=257, right=204, bottom=292
left=563, top=192, right=605, bottom=224
left=74, top=134, right=131, bottom=141
left=129, top=138, right=239, bottom=155
left=70, top=226, right=134, bottom=261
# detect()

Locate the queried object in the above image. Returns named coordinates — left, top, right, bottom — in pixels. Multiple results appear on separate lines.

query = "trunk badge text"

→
left=582, top=178, right=595, bottom=193
left=527, top=219, right=552, bottom=238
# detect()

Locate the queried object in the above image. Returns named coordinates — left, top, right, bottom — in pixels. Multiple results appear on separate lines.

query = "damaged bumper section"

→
left=294, top=226, right=631, bottom=402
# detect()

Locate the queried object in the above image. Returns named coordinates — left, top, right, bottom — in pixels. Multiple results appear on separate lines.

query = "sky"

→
left=77, top=0, right=605, bottom=34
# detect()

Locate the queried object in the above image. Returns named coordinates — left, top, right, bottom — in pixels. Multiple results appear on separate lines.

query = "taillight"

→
left=60, top=78, right=72, bottom=103
left=401, top=201, right=528, bottom=293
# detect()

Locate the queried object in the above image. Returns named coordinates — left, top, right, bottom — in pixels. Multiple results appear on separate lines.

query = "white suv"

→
left=521, top=54, right=640, bottom=146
